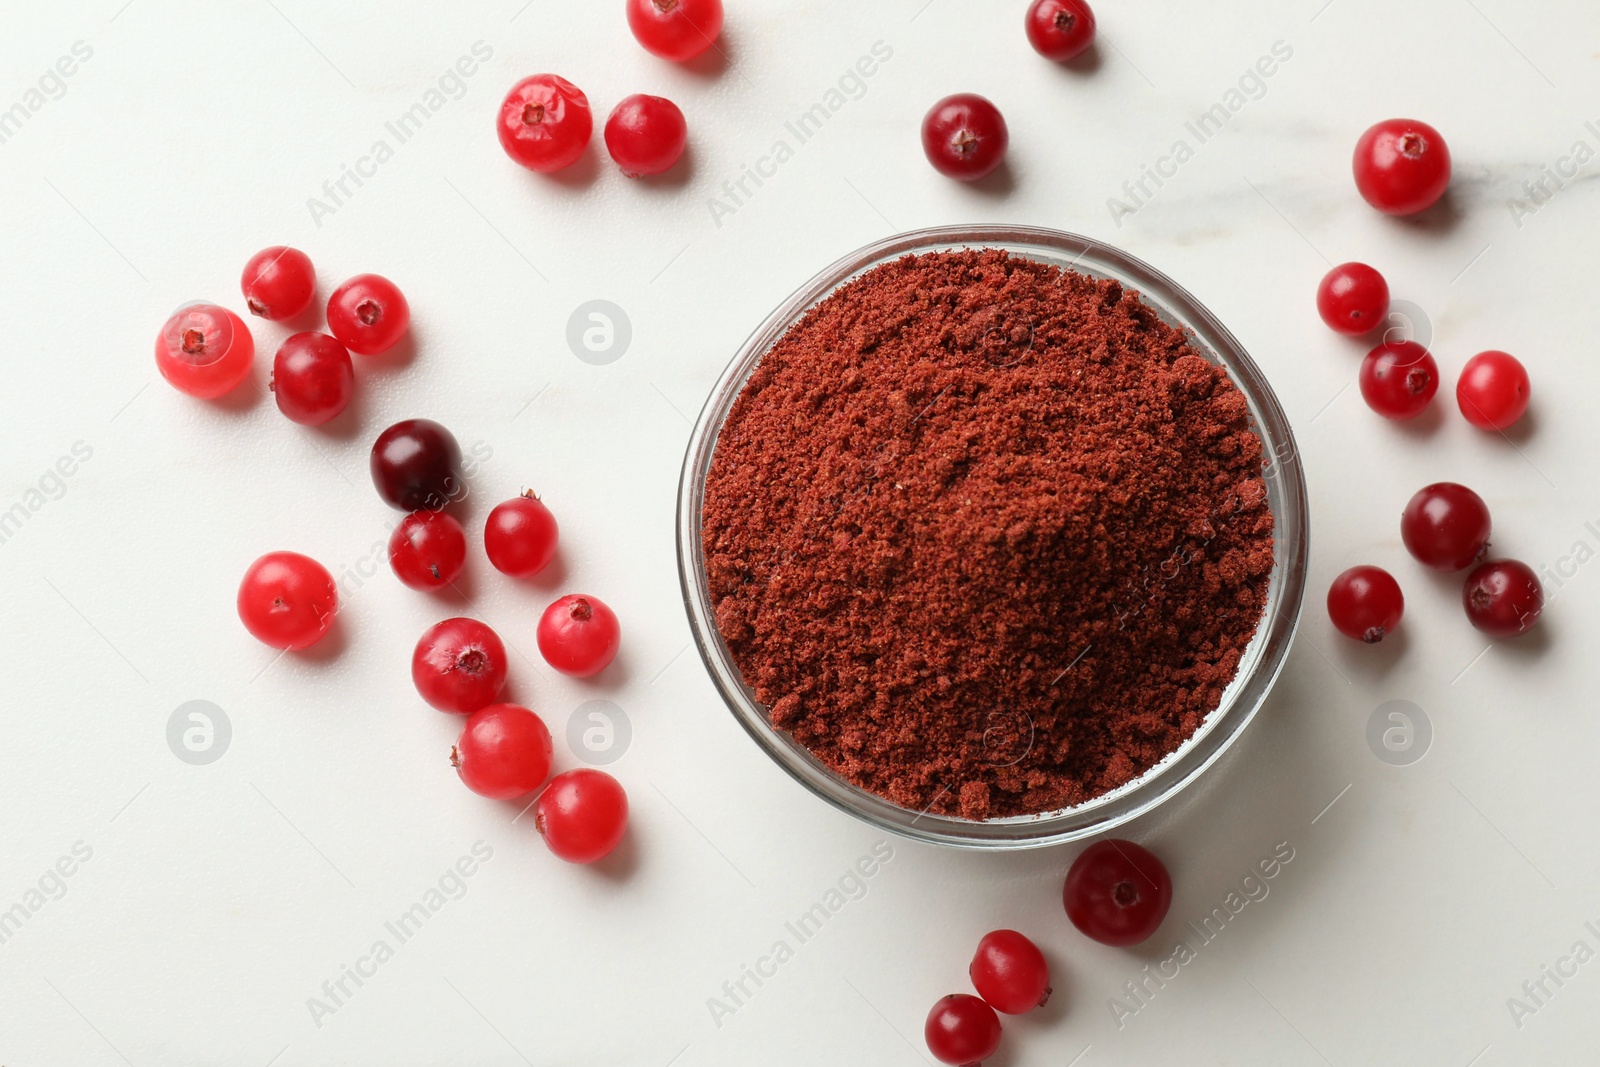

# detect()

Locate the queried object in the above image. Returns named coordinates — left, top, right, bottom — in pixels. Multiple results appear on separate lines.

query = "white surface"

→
left=2, top=1, right=1597, bottom=1064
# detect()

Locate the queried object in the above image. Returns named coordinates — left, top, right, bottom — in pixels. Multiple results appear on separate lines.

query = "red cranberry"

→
left=536, top=595, right=621, bottom=677
left=388, top=510, right=468, bottom=591
left=452, top=704, right=553, bottom=800
left=412, top=617, right=508, bottom=715
left=1353, top=118, right=1451, bottom=216
left=1463, top=560, right=1544, bottom=638
left=497, top=74, right=592, bottom=172
left=921, top=94, right=1009, bottom=181
left=1316, top=262, right=1389, bottom=336
left=604, top=94, right=688, bottom=178
left=1359, top=340, right=1438, bottom=420
left=1024, top=0, right=1095, bottom=61
left=241, top=246, right=315, bottom=320
left=625, top=0, right=724, bottom=62
left=237, top=551, right=337, bottom=651
left=1327, top=565, right=1404, bottom=643
left=484, top=492, right=560, bottom=578
left=1064, top=839, right=1173, bottom=946
left=271, top=332, right=354, bottom=426
left=1401, top=483, right=1491, bottom=571
left=327, top=274, right=409, bottom=356
left=370, top=419, right=463, bottom=512
left=924, top=994, right=1003, bottom=1066
left=969, top=930, right=1051, bottom=1015
left=1456, top=350, right=1530, bottom=431
left=536, top=769, right=629, bottom=863
left=155, top=303, right=255, bottom=399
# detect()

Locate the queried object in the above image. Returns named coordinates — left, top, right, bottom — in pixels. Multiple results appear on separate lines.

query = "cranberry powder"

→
left=701, top=250, right=1274, bottom=819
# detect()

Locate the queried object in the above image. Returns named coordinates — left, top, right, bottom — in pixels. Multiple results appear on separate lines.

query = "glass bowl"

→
left=676, top=225, right=1308, bottom=849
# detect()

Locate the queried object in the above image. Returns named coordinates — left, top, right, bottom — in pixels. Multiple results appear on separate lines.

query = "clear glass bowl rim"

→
left=676, top=224, right=1309, bottom=850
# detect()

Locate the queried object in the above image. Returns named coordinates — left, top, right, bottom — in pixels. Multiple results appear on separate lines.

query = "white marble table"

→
left=2, top=0, right=1597, bottom=1063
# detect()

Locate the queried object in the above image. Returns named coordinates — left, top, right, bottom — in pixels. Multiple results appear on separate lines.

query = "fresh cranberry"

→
left=536, top=769, right=628, bottom=863
left=271, top=332, right=354, bottom=426
left=497, top=75, right=592, bottom=173
left=327, top=274, right=409, bottom=356
left=1463, top=560, right=1544, bottom=638
left=388, top=510, right=467, bottom=591
left=924, top=994, right=1003, bottom=1066
left=370, top=419, right=463, bottom=512
left=1360, top=340, right=1438, bottom=419
left=237, top=551, right=337, bottom=650
left=604, top=94, right=688, bottom=178
left=484, top=492, right=559, bottom=578
left=1327, top=565, right=1404, bottom=643
left=1316, top=262, right=1389, bottom=336
left=1456, top=350, right=1530, bottom=431
left=1024, top=0, right=1095, bottom=61
left=1401, top=483, right=1491, bottom=571
left=412, top=617, right=508, bottom=714
left=537, top=595, right=620, bottom=677
left=240, top=246, right=315, bottom=320
left=1064, top=839, right=1172, bottom=946
left=625, top=0, right=724, bottom=62
left=154, top=303, right=255, bottom=399
left=452, top=703, right=552, bottom=800
left=1353, top=118, right=1451, bottom=216
left=969, top=930, right=1051, bottom=1015
left=921, top=94, right=1009, bottom=181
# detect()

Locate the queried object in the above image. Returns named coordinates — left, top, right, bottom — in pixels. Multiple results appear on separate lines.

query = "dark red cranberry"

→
left=370, top=419, right=463, bottom=512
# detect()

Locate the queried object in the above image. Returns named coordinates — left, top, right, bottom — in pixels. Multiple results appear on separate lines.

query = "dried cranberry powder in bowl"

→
left=700, top=250, right=1274, bottom=820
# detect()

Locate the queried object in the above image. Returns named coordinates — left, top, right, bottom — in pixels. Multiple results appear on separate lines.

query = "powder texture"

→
left=701, top=249, right=1274, bottom=819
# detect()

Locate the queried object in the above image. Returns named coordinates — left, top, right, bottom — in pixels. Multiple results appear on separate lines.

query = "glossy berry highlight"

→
left=237, top=551, right=337, bottom=651
left=1456, top=350, right=1530, bottom=431
left=452, top=704, right=553, bottom=800
left=1463, top=560, right=1544, bottom=638
left=412, top=617, right=509, bottom=714
left=1353, top=118, right=1451, bottom=216
left=536, top=769, right=629, bottom=863
left=924, top=993, right=1003, bottom=1066
left=484, top=492, right=559, bottom=578
left=969, top=930, right=1051, bottom=1015
left=327, top=274, right=409, bottom=356
left=922, top=94, right=1009, bottom=181
left=1401, top=483, right=1491, bottom=571
left=241, top=246, right=315, bottom=320
left=626, top=0, right=724, bottom=62
left=1360, top=340, right=1438, bottom=420
left=604, top=94, right=688, bottom=178
left=371, top=419, right=463, bottom=512
left=155, top=303, right=255, bottom=399
left=1025, top=0, right=1096, bottom=62
left=1064, top=839, right=1173, bottom=946
left=537, top=595, right=621, bottom=677
left=1327, top=565, right=1404, bottom=643
left=498, top=74, right=592, bottom=172
left=1316, top=262, right=1389, bottom=336
left=271, top=332, right=354, bottom=426
left=388, top=510, right=467, bottom=591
